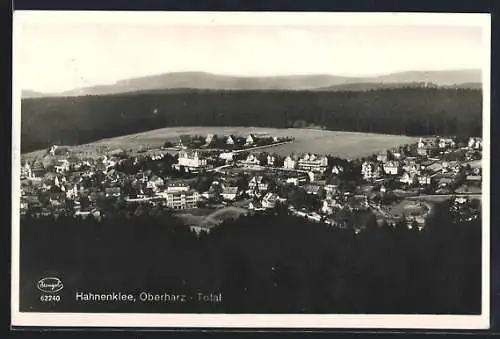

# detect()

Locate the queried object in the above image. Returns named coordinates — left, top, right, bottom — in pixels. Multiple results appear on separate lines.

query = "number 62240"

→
left=40, top=295, right=60, bottom=302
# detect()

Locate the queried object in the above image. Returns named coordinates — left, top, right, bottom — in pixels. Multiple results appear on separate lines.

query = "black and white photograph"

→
left=11, top=11, right=490, bottom=329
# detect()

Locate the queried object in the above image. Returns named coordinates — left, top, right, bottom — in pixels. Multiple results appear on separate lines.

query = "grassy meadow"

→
left=22, top=127, right=418, bottom=161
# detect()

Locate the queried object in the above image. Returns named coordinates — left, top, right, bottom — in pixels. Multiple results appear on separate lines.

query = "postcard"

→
left=11, top=11, right=490, bottom=329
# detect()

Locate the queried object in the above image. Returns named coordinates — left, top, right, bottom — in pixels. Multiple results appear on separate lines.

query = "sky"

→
left=14, top=12, right=488, bottom=93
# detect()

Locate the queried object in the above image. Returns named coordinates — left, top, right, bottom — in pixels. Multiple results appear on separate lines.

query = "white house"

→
left=20, top=200, right=29, bottom=211
left=146, top=180, right=158, bottom=191
left=146, top=178, right=164, bottom=192
left=175, top=150, right=208, bottom=172
left=201, top=191, right=215, bottom=199
left=161, top=190, right=200, bottom=210
left=136, top=171, right=149, bottom=184
left=417, top=138, right=433, bottom=156
left=177, top=137, right=187, bottom=149
left=166, top=182, right=190, bottom=193
left=241, top=153, right=261, bottom=166
left=66, top=184, right=79, bottom=199
left=307, top=212, right=322, bottom=223
left=286, top=176, right=307, bottom=186
left=468, top=137, right=476, bottom=148
left=53, top=175, right=62, bottom=188
left=307, top=171, right=317, bottom=182
left=105, top=187, right=121, bottom=198
left=417, top=138, right=426, bottom=149
left=361, top=161, right=381, bottom=180
left=267, top=154, right=276, bottom=166
left=361, top=161, right=371, bottom=180
left=54, top=159, right=70, bottom=174
left=321, top=200, right=335, bottom=215
left=248, top=176, right=269, bottom=192
left=150, top=175, right=165, bottom=188
left=400, top=172, right=415, bottom=185
left=390, top=149, right=403, bottom=160
left=21, top=162, right=34, bottom=179
left=205, top=134, right=215, bottom=145
left=245, top=134, right=256, bottom=146
left=221, top=186, right=239, bottom=201
left=438, top=138, right=456, bottom=149
left=225, top=135, right=235, bottom=145
left=49, top=145, right=58, bottom=156
left=283, top=156, right=297, bottom=170
left=262, top=192, right=278, bottom=209
left=417, top=175, right=432, bottom=186
left=331, top=165, right=343, bottom=175
left=248, top=201, right=265, bottom=211
left=442, top=161, right=461, bottom=174
left=298, top=153, right=328, bottom=173
left=219, top=152, right=234, bottom=162
left=304, top=184, right=321, bottom=195
left=150, top=153, right=165, bottom=161
left=383, top=161, right=399, bottom=175
left=324, top=184, right=339, bottom=195
left=102, top=156, right=117, bottom=171
left=402, top=160, right=421, bottom=175
left=468, top=137, right=482, bottom=149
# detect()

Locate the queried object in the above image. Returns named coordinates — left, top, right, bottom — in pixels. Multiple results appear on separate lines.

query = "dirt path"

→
left=201, top=206, right=248, bottom=227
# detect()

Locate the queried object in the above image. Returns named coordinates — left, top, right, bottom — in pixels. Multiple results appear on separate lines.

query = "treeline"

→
left=20, top=200, right=481, bottom=314
left=20, top=88, right=482, bottom=152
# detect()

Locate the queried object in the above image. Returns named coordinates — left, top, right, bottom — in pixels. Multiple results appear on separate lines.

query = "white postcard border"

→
left=11, top=11, right=491, bottom=329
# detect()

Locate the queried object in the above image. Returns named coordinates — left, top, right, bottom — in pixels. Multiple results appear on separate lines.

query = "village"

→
left=19, top=132, right=483, bottom=234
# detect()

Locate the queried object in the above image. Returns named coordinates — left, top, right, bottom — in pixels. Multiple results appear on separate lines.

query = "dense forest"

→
left=20, top=88, right=482, bottom=152
left=20, top=200, right=481, bottom=314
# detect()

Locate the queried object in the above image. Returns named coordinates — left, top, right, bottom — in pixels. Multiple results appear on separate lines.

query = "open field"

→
left=385, top=199, right=431, bottom=219
left=201, top=206, right=249, bottom=228
left=175, top=213, right=206, bottom=226
left=22, top=127, right=418, bottom=160
left=175, top=206, right=248, bottom=228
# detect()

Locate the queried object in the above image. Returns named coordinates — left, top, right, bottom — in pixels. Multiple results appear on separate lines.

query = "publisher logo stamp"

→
left=37, top=277, right=64, bottom=293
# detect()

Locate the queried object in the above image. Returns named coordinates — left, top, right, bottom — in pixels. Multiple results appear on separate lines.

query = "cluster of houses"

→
left=178, top=133, right=290, bottom=150
left=20, top=134, right=482, bottom=230
left=19, top=152, right=205, bottom=217
left=450, top=195, right=481, bottom=223
left=360, top=137, right=482, bottom=193
left=237, top=151, right=329, bottom=173
left=248, top=192, right=285, bottom=211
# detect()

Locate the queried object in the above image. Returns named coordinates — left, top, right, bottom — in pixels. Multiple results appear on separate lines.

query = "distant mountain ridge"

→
left=22, top=69, right=481, bottom=98
left=21, top=90, right=48, bottom=98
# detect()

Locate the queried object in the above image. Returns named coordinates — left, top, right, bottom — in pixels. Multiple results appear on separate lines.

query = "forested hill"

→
left=20, top=87, right=482, bottom=153
left=22, top=69, right=481, bottom=98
